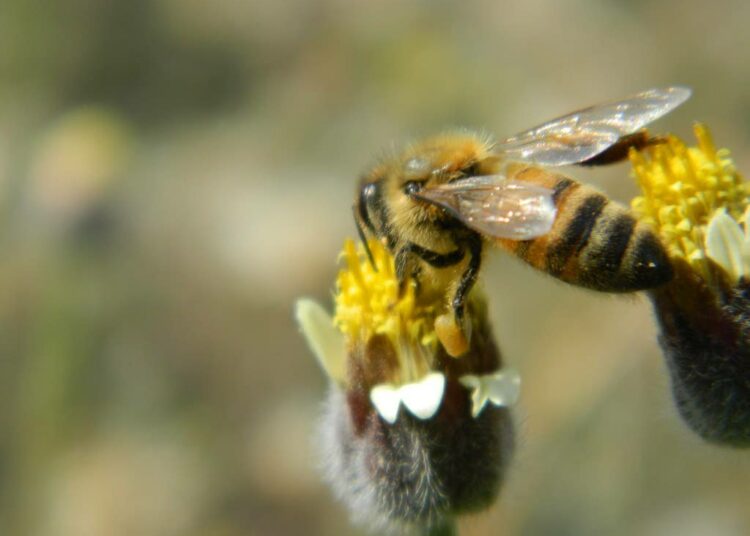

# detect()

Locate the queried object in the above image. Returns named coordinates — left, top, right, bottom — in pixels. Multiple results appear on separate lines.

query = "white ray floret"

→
left=705, top=208, right=750, bottom=283
left=459, top=369, right=521, bottom=418
left=295, top=299, right=346, bottom=385
left=370, top=372, right=446, bottom=424
left=369, top=384, right=402, bottom=424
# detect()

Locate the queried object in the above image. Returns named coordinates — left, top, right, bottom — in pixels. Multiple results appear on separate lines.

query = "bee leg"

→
left=411, top=265, right=422, bottom=295
left=395, top=246, right=415, bottom=297
left=397, top=243, right=465, bottom=297
left=409, top=244, right=465, bottom=268
left=579, top=131, right=659, bottom=166
left=434, top=236, right=481, bottom=358
left=452, top=235, right=483, bottom=323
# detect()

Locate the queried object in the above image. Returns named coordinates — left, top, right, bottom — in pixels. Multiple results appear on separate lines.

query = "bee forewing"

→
left=415, top=175, right=557, bottom=240
left=496, top=86, right=691, bottom=167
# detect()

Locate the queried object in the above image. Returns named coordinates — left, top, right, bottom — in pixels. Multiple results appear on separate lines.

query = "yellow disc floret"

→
left=334, top=239, right=438, bottom=355
left=630, top=123, right=749, bottom=281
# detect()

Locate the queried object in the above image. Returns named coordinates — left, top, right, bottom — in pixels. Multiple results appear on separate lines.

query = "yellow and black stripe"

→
left=497, top=168, right=673, bottom=291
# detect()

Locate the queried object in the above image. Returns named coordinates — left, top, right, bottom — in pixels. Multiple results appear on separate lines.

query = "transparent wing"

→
left=496, top=86, right=691, bottom=166
left=413, top=175, right=557, bottom=240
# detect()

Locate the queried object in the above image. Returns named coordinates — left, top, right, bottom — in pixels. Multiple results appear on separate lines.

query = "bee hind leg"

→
left=436, top=235, right=482, bottom=358
left=579, top=131, right=660, bottom=166
left=452, top=235, right=482, bottom=323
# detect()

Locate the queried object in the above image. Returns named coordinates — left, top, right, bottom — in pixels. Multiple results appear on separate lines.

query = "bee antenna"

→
left=353, top=207, right=378, bottom=271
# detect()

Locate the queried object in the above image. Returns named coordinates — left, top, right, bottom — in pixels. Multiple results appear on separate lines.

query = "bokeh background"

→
left=2, top=0, right=750, bottom=535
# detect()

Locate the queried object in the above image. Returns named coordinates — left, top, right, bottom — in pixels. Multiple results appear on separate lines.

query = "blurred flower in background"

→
left=27, top=106, right=132, bottom=233
left=1, top=0, right=750, bottom=535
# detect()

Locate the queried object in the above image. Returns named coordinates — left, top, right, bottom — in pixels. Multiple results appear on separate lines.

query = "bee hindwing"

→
left=495, top=86, right=691, bottom=166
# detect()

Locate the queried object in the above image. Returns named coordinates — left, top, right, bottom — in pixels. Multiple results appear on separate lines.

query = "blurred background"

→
left=1, top=0, right=750, bottom=534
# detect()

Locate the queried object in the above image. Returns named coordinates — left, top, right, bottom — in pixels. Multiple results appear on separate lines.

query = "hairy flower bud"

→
left=297, top=239, right=518, bottom=533
left=631, top=124, right=750, bottom=446
left=650, top=263, right=750, bottom=445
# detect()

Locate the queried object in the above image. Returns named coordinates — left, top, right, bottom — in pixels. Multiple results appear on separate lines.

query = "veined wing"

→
left=496, top=86, right=691, bottom=167
left=413, top=175, right=557, bottom=240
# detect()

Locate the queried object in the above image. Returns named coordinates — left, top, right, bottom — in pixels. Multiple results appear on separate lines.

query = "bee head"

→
left=356, top=132, right=501, bottom=243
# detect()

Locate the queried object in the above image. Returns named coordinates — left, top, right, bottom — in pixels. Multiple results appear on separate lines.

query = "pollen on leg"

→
left=435, top=312, right=470, bottom=358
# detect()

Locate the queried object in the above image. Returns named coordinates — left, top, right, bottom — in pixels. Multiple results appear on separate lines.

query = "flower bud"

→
left=297, top=239, right=519, bottom=532
left=631, top=124, right=750, bottom=446
left=650, top=263, right=750, bottom=446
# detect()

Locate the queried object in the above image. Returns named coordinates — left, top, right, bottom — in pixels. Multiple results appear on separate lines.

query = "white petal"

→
left=458, top=375, right=481, bottom=390
left=742, top=241, right=750, bottom=281
left=706, top=208, right=746, bottom=282
left=742, top=206, right=750, bottom=279
left=400, top=372, right=446, bottom=420
left=295, top=299, right=346, bottom=384
left=459, top=374, right=490, bottom=418
left=740, top=205, right=750, bottom=226
left=485, top=369, right=522, bottom=407
left=459, top=369, right=522, bottom=418
left=370, top=384, right=401, bottom=424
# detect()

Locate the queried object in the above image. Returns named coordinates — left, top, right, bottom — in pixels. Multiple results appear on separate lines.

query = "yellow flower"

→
left=630, top=123, right=750, bottom=286
left=296, top=238, right=520, bottom=423
left=333, top=238, right=439, bottom=383
left=635, top=124, right=750, bottom=446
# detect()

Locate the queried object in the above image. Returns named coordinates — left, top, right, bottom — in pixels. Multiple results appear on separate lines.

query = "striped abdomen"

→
left=496, top=167, right=673, bottom=292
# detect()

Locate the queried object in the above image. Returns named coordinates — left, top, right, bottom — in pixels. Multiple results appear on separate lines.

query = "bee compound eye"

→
left=404, top=181, right=424, bottom=196
left=363, top=183, right=377, bottom=198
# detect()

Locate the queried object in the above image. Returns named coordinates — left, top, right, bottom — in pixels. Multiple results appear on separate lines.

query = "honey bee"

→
left=354, top=87, right=690, bottom=353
